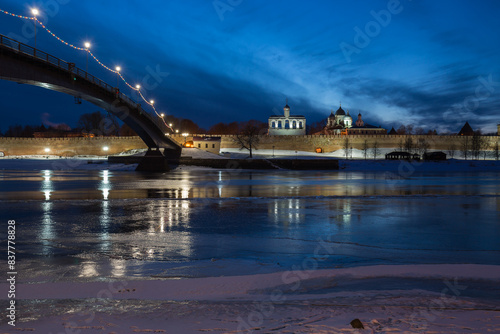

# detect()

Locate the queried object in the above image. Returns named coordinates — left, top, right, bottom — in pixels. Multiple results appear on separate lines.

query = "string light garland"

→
left=0, top=7, right=173, bottom=131
left=0, top=8, right=33, bottom=20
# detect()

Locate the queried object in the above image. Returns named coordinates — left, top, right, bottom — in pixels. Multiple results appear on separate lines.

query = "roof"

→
left=350, top=123, right=381, bottom=129
left=335, top=106, right=346, bottom=116
left=284, top=104, right=290, bottom=109
left=388, top=127, right=398, bottom=135
left=193, top=136, right=221, bottom=141
left=269, top=115, right=305, bottom=119
left=458, top=121, right=474, bottom=136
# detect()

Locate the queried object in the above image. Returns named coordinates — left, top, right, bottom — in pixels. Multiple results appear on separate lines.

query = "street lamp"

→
left=31, top=8, right=39, bottom=49
left=175, top=129, right=179, bottom=134
left=135, top=84, right=141, bottom=90
left=150, top=100, right=154, bottom=105
left=182, top=133, right=189, bottom=145
left=84, top=42, right=91, bottom=74
left=115, top=66, right=121, bottom=88
left=160, top=113, right=165, bottom=117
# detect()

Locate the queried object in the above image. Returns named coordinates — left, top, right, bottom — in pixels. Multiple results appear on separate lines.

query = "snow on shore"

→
left=1, top=153, right=499, bottom=173
left=2, top=264, right=500, bottom=333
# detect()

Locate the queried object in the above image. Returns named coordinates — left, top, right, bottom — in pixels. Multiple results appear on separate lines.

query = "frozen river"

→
left=1, top=167, right=500, bottom=282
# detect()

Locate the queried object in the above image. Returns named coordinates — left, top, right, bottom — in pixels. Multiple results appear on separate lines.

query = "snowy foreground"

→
left=2, top=264, right=500, bottom=333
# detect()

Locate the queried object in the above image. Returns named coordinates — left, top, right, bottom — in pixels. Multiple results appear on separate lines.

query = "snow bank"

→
left=4, top=264, right=500, bottom=333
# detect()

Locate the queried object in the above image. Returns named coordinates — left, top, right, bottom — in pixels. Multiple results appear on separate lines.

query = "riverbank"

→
left=1, top=154, right=499, bottom=172
left=2, top=264, right=500, bottom=333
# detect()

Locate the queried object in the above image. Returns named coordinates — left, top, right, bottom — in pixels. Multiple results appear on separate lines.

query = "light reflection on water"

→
left=1, top=169, right=500, bottom=280
left=1, top=169, right=500, bottom=201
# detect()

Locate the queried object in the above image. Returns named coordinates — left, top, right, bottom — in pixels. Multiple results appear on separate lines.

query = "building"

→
left=193, top=136, right=221, bottom=154
left=388, top=127, right=398, bottom=135
left=423, top=151, right=447, bottom=160
left=458, top=122, right=474, bottom=136
left=346, top=113, right=387, bottom=135
left=318, top=105, right=386, bottom=135
left=322, top=105, right=353, bottom=135
left=268, top=102, right=306, bottom=135
left=385, top=151, right=420, bottom=160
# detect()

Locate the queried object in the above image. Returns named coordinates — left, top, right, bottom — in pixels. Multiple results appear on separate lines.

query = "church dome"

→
left=335, top=106, right=346, bottom=116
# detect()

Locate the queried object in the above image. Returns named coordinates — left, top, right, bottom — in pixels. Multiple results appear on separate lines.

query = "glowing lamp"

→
left=44, top=148, right=50, bottom=153
left=115, top=66, right=121, bottom=72
left=135, top=84, right=141, bottom=89
left=103, top=146, right=109, bottom=151
left=31, top=8, right=39, bottom=16
left=84, top=42, right=91, bottom=49
left=160, top=113, right=165, bottom=117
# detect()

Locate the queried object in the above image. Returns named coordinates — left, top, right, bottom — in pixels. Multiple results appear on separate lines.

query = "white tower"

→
left=284, top=100, right=290, bottom=118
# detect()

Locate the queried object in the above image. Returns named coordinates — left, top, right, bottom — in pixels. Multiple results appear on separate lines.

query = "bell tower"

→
left=284, top=98, right=290, bottom=118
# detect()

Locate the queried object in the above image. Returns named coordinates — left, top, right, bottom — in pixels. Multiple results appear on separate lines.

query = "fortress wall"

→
left=219, top=134, right=500, bottom=153
left=0, top=136, right=147, bottom=156
left=0, top=134, right=498, bottom=157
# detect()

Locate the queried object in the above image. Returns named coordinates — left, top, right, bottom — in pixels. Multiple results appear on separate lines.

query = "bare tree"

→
left=493, top=142, right=499, bottom=161
left=471, top=132, right=485, bottom=160
left=343, top=137, right=350, bottom=159
left=398, top=138, right=404, bottom=151
left=414, top=127, right=425, bottom=135
left=461, top=136, right=470, bottom=160
left=371, top=141, right=380, bottom=159
left=406, top=125, right=414, bottom=135
left=233, top=123, right=261, bottom=158
left=404, top=136, right=414, bottom=153
left=77, top=111, right=120, bottom=136
left=362, top=140, right=369, bottom=160
left=446, top=142, right=457, bottom=159
left=416, top=137, right=430, bottom=156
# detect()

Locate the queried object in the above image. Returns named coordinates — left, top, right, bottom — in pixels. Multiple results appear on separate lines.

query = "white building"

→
left=268, top=102, right=306, bottom=135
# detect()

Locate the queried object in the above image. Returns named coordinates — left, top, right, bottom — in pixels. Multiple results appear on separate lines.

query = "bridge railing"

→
left=0, top=34, right=161, bottom=127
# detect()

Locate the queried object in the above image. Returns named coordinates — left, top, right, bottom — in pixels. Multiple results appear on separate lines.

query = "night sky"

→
left=0, top=0, right=499, bottom=133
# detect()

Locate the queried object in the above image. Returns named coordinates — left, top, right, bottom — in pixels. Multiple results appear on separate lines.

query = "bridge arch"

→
left=0, top=34, right=181, bottom=153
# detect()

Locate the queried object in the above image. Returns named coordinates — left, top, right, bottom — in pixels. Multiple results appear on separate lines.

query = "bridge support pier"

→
left=136, top=148, right=180, bottom=172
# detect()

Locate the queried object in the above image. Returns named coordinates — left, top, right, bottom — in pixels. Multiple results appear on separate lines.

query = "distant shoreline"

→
left=1, top=155, right=499, bottom=172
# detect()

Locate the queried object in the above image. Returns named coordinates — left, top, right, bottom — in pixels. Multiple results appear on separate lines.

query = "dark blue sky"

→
left=0, top=0, right=499, bottom=133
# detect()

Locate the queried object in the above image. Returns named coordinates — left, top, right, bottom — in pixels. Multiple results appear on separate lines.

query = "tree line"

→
left=0, top=111, right=270, bottom=137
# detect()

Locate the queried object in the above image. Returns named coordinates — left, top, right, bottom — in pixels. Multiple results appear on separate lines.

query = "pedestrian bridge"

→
left=0, top=34, right=181, bottom=154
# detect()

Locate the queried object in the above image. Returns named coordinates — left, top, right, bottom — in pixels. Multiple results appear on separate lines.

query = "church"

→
left=318, top=105, right=386, bottom=135
left=268, top=101, right=306, bottom=135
